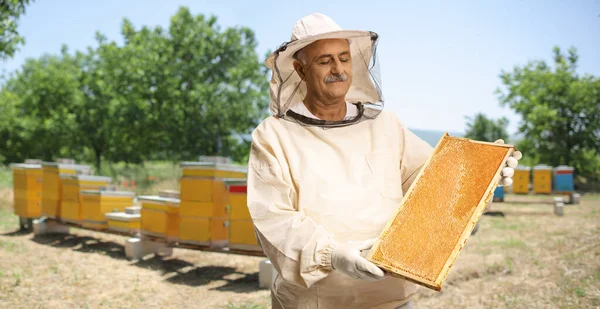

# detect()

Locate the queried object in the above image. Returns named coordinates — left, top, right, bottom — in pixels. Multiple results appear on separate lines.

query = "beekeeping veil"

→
left=265, top=13, right=383, bottom=127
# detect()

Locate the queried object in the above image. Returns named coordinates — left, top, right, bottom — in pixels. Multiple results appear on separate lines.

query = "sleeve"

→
left=399, top=123, right=435, bottom=195
left=247, top=128, right=337, bottom=288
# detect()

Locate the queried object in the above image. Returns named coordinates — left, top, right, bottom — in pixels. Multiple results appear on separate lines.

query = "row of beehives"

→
left=10, top=159, right=260, bottom=252
left=496, top=164, right=575, bottom=196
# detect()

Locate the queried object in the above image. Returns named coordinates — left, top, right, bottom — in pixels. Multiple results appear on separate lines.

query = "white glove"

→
left=331, top=238, right=385, bottom=281
left=494, top=139, right=523, bottom=187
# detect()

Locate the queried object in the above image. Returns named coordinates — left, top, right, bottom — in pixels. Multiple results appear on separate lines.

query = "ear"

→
left=293, top=60, right=305, bottom=80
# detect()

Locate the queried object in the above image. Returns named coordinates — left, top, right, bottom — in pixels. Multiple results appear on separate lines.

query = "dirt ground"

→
left=0, top=189, right=598, bottom=309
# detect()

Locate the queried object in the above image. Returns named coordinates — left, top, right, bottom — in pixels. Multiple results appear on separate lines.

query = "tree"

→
left=0, top=6, right=270, bottom=169
left=0, top=46, right=80, bottom=163
left=118, top=7, right=270, bottom=162
left=464, top=113, right=510, bottom=143
left=0, top=0, right=32, bottom=59
left=496, top=46, right=600, bottom=181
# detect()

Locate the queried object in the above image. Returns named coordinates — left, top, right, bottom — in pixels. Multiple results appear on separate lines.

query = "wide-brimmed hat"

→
left=265, top=13, right=383, bottom=126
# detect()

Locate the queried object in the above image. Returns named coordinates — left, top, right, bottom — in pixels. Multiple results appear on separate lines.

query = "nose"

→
left=330, top=58, right=343, bottom=75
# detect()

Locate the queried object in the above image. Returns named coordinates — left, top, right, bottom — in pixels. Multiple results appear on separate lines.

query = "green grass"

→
left=0, top=166, right=12, bottom=189
left=0, top=207, right=17, bottom=232
left=574, top=287, right=586, bottom=297
left=486, top=238, right=528, bottom=249
left=0, top=240, right=23, bottom=253
left=490, top=219, right=521, bottom=231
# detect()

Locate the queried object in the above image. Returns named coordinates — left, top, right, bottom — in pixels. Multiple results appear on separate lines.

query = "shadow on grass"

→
left=30, top=232, right=263, bottom=292
left=2, top=228, right=32, bottom=237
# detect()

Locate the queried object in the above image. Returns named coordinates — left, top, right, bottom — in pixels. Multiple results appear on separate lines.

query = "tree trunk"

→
left=95, top=148, right=102, bottom=174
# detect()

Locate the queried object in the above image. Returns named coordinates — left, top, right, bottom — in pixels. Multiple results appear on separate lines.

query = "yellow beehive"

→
left=367, top=134, right=514, bottom=291
left=80, top=190, right=135, bottom=230
left=179, top=216, right=228, bottom=246
left=533, top=165, right=552, bottom=194
left=513, top=165, right=531, bottom=194
left=41, top=162, right=91, bottom=219
left=178, top=162, right=246, bottom=247
left=139, top=196, right=180, bottom=242
left=60, top=175, right=112, bottom=224
left=224, top=179, right=261, bottom=252
left=105, top=212, right=141, bottom=234
left=180, top=161, right=247, bottom=178
left=10, top=163, right=43, bottom=218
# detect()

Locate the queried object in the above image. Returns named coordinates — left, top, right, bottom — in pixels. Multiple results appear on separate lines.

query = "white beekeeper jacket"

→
left=247, top=110, right=433, bottom=308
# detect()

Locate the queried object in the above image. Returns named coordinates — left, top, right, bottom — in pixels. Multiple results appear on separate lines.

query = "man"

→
left=247, top=13, right=521, bottom=309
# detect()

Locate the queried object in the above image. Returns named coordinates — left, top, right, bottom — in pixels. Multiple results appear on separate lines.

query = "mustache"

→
left=324, top=74, right=349, bottom=84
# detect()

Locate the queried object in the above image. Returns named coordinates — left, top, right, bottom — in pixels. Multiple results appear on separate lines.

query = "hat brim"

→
left=265, top=30, right=375, bottom=68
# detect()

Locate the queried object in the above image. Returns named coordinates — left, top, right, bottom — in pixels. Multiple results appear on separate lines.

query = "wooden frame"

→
left=366, top=133, right=514, bottom=291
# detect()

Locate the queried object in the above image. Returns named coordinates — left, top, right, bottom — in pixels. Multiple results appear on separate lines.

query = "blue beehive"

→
left=493, top=186, right=505, bottom=202
left=553, top=165, right=574, bottom=193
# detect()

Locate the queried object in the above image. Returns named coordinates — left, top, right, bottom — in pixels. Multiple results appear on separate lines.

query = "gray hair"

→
left=293, top=48, right=307, bottom=65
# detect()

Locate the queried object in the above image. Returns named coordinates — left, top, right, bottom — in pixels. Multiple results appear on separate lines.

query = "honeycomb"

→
left=368, top=135, right=512, bottom=289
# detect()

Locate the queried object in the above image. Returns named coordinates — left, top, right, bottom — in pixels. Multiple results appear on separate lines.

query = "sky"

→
left=1, top=0, right=599, bottom=135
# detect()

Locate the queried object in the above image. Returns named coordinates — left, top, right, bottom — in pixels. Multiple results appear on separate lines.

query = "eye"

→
left=340, top=57, right=350, bottom=63
left=319, top=60, right=331, bottom=65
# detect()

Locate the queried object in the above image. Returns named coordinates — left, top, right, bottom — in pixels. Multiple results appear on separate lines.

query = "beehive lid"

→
left=125, top=206, right=141, bottom=214
left=515, top=165, right=531, bottom=171
left=137, top=195, right=180, bottom=206
left=59, top=175, right=112, bottom=183
left=9, top=163, right=42, bottom=170
left=224, top=178, right=248, bottom=192
left=223, top=178, right=247, bottom=185
left=80, top=190, right=136, bottom=197
left=179, top=161, right=248, bottom=173
left=158, top=190, right=180, bottom=199
left=533, top=164, right=552, bottom=170
left=43, top=162, right=92, bottom=172
left=554, top=165, right=574, bottom=172
left=366, top=134, right=514, bottom=291
left=105, top=212, right=140, bottom=221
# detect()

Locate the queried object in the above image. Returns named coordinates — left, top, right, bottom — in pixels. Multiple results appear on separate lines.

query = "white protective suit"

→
left=247, top=110, right=433, bottom=309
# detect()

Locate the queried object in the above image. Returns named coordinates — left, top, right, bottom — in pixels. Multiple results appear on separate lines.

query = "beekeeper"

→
left=247, top=13, right=521, bottom=309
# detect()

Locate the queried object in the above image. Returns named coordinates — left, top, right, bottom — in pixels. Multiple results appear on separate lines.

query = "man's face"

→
left=295, top=39, right=352, bottom=103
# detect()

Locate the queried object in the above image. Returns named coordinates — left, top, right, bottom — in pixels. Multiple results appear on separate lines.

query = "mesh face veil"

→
left=264, top=14, right=384, bottom=128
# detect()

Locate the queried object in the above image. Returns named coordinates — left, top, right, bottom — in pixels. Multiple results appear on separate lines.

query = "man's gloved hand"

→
left=331, top=238, right=385, bottom=281
left=494, top=139, right=523, bottom=187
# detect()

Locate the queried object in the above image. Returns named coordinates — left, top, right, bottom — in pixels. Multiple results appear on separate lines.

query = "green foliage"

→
left=0, top=0, right=32, bottom=59
left=464, top=113, right=510, bottom=142
left=497, top=46, right=600, bottom=181
left=0, top=7, right=269, bottom=169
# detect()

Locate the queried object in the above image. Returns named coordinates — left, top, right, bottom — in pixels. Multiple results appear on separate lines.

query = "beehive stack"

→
left=178, top=161, right=247, bottom=247
left=533, top=165, right=553, bottom=194
left=60, top=175, right=112, bottom=225
left=10, top=163, right=43, bottom=218
left=367, top=134, right=514, bottom=291
left=553, top=165, right=574, bottom=194
left=139, top=196, right=180, bottom=242
left=80, top=190, right=135, bottom=229
left=225, top=179, right=261, bottom=252
left=105, top=206, right=141, bottom=235
left=41, top=162, right=91, bottom=219
left=513, top=165, right=531, bottom=194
